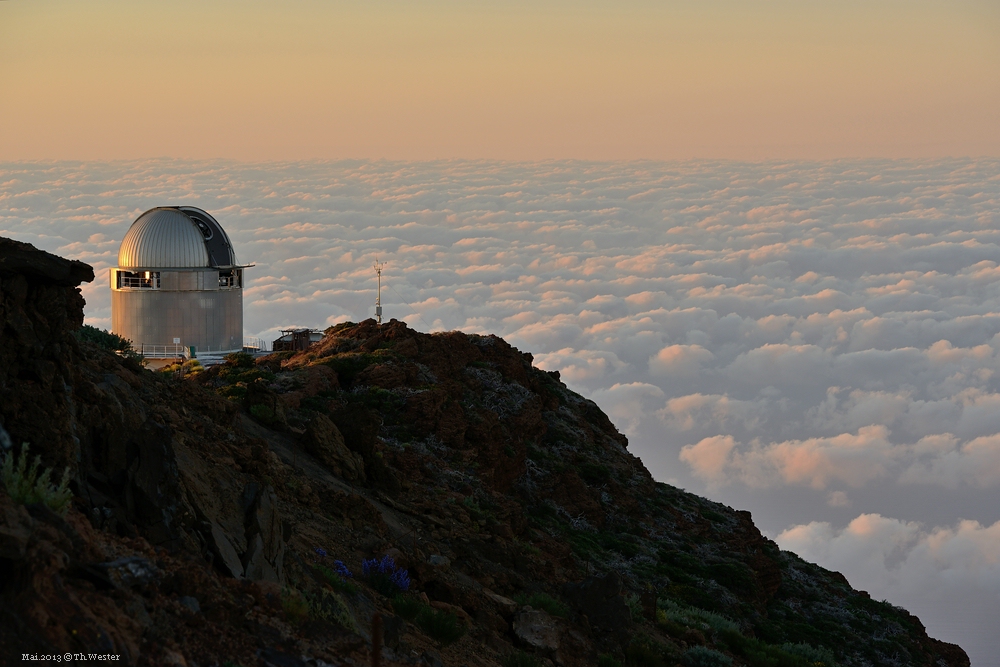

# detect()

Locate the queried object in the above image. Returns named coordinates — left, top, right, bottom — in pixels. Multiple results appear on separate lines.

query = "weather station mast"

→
left=373, top=257, right=384, bottom=325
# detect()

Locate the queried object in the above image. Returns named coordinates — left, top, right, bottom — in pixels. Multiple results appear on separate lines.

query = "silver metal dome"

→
left=118, top=207, right=237, bottom=269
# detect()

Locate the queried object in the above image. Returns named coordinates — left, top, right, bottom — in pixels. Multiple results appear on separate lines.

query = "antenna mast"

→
left=373, top=257, right=384, bottom=325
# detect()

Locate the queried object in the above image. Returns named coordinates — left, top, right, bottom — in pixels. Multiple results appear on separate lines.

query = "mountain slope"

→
left=0, top=238, right=969, bottom=667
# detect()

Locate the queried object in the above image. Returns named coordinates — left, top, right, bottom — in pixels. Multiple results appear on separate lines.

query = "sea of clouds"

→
left=3, top=158, right=998, bottom=663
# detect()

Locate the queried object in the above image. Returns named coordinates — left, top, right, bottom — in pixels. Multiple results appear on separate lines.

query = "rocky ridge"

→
left=0, top=237, right=970, bottom=667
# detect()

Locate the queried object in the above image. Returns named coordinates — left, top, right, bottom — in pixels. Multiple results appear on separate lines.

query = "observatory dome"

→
left=111, top=206, right=246, bottom=357
left=118, top=207, right=236, bottom=269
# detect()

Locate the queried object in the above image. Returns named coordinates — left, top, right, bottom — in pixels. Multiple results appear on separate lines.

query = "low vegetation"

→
left=0, top=444, right=73, bottom=515
left=513, top=592, right=568, bottom=617
left=75, top=324, right=144, bottom=364
left=391, top=594, right=465, bottom=645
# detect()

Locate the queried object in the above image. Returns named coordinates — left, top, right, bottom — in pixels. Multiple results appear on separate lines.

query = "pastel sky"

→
left=2, top=0, right=998, bottom=160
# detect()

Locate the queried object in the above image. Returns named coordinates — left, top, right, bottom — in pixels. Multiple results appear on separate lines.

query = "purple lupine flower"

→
left=389, top=568, right=411, bottom=591
left=315, top=547, right=327, bottom=558
left=334, top=560, right=353, bottom=579
left=362, top=554, right=409, bottom=592
left=362, top=555, right=397, bottom=576
left=378, top=555, right=396, bottom=574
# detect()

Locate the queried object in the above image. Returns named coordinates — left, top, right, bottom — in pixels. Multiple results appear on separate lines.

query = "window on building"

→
left=117, top=270, right=160, bottom=289
left=219, top=269, right=240, bottom=288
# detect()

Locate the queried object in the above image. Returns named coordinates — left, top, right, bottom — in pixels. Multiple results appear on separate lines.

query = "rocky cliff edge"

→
left=0, top=238, right=970, bottom=667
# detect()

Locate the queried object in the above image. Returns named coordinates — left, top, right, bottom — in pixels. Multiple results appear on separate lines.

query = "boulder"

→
left=207, top=520, right=244, bottom=578
left=330, top=405, right=398, bottom=491
left=484, top=590, right=518, bottom=617
left=93, top=556, right=160, bottom=590
left=241, top=484, right=286, bottom=583
left=330, top=406, right=381, bottom=461
left=302, top=414, right=365, bottom=482
left=513, top=606, right=560, bottom=653
left=427, top=554, right=451, bottom=569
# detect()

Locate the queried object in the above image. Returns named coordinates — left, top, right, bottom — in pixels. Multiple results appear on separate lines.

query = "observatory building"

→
left=110, top=206, right=248, bottom=356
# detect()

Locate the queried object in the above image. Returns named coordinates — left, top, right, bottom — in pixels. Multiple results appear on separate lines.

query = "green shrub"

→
left=317, top=565, right=358, bottom=595
left=181, top=359, right=203, bottom=375
left=306, top=588, right=356, bottom=631
left=391, top=594, right=465, bottom=644
left=657, top=615, right=688, bottom=640
left=658, top=598, right=740, bottom=634
left=0, top=444, right=73, bottom=515
left=515, top=592, right=569, bottom=617
left=625, top=640, right=668, bottom=667
left=683, top=646, right=732, bottom=667
left=463, top=496, right=484, bottom=516
left=526, top=445, right=551, bottom=462
left=415, top=607, right=465, bottom=645
left=598, top=654, right=622, bottom=667
left=322, top=353, right=374, bottom=386
left=391, top=594, right=425, bottom=620
left=780, top=643, right=838, bottom=666
left=578, top=461, right=611, bottom=485
left=599, top=532, right=641, bottom=558
left=706, top=562, right=756, bottom=596
left=527, top=501, right=556, bottom=521
left=669, top=584, right=728, bottom=612
left=224, top=351, right=255, bottom=368
left=217, top=365, right=274, bottom=384
left=503, top=651, right=543, bottom=667
left=75, top=325, right=144, bottom=364
left=625, top=593, right=643, bottom=621
left=626, top=636, right=678, bottom=667
left=250, top=403, right=279, bottom=426
left=701, top=510, right=728, bottom=524
left=219, top=384, right=247, bottom=400
left=281, top=588, right=310, bottom=624
left=299, top=395, right=330, bottom=412
left=345, top=386, right=405, bottom=413
left=718, top=629, right=824, bottom=667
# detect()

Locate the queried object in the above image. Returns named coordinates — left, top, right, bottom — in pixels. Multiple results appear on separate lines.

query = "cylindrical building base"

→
left=111, top=287, right=243, bottom=354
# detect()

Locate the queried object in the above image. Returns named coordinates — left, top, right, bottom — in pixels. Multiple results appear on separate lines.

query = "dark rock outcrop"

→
left=0, top=240, right=291, bottom=663
left=302, top=414, right=366, bottom=482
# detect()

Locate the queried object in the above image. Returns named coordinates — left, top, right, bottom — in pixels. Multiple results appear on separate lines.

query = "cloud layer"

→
left=2, top=158, right=999, bottom=661
left=777, top=514, right=1000, bottom=666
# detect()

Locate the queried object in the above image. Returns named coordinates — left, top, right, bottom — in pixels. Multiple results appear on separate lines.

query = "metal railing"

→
left=118, top=273, right=160, bottom=289
left=243, top=337, right=270, bottom=352
left=138, top=340, right=269, bottom=358
left=139, top=344, right=185, bottom=358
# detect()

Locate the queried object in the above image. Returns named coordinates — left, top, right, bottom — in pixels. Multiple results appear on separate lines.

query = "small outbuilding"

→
left=272, top=328, right=323, bottom=352
left=110, top=206, right=248, bottom=356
